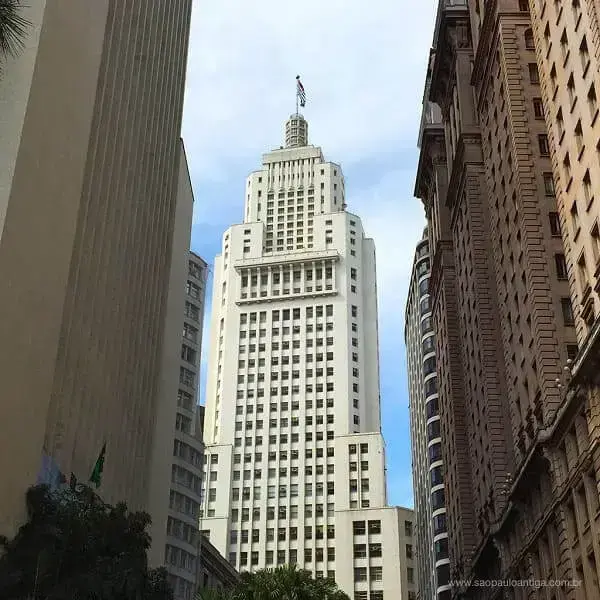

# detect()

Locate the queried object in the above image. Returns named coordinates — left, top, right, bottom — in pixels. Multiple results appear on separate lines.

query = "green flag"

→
left=89, top=442, right=106, bottom=488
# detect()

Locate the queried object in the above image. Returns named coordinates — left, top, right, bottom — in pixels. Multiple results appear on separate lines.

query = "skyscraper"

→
left=405, top=228, right=450, bottom=600
left=200, top=114, right=416, bottom=600
left=413, top=0, right=581, bottom=593
left=164, top=251, right=208, bottom=600
left=0, top=0, right=193, bottom=537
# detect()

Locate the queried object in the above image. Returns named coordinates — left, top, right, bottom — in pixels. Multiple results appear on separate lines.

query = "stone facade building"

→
left=413, top=0, right=600, bottom=597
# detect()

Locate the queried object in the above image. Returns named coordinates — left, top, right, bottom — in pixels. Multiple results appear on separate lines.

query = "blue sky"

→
left=182, top=0, right=437, bottom=508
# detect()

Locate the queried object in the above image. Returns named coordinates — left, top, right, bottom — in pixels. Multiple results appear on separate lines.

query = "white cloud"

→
left=182, top=0, right=437, bottom=182
left=352, top=169, right=426, bottom=326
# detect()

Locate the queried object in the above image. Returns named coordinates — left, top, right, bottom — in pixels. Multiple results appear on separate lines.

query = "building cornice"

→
left=445, top=130, right=483, bottom=213
left=414, top=124, right=446, bottom=204
left=429, top=2, right=471, bottom=109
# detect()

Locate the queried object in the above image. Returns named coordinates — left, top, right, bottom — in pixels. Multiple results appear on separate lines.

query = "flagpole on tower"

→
left=295, top=75, right=306, bottom=115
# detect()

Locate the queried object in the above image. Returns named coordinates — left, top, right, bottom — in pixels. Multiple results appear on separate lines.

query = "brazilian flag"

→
left=89, top=442, right=106, bottom=489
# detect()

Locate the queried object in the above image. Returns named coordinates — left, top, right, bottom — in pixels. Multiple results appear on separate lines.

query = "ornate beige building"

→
left=414, top=0, right=600, bottom=598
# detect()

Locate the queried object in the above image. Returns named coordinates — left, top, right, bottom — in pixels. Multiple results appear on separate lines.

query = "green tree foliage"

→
left=0, top=0, right=28, bottom=60
left=0, top=484, right=173, bottom=600
left=198, top=564, right=350, bottom=600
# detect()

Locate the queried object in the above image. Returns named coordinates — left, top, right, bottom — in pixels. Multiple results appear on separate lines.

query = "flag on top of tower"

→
left=296, top=75, right=306, bottom=107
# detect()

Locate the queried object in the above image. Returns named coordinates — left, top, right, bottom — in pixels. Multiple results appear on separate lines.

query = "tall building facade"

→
left=414, top=0, right=583, bottom=595
left=0, top=0, right=193, bottom=537
left=200, top=114, right=416, bottom=600
left=405, top=229, right=450, bottom=600
left=163, top=252, right=209, bottom=600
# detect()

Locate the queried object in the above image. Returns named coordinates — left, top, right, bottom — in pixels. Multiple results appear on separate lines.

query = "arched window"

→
left=525, top=28, right=535, bottom=50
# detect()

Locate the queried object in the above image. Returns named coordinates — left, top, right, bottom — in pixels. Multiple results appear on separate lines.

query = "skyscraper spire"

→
left=285, top=113, right=308, bottom=148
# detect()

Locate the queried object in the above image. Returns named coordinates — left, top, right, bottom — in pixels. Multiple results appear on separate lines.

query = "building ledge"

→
left=234, top=249, right=340, bottom=270
left=236, top=288, right=338, bottom=305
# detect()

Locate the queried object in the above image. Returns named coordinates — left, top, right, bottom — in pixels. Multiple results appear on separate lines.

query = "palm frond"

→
left=0, top=0, right=29, bottom=58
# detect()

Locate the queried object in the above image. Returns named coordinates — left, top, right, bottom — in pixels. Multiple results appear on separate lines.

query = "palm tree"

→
left=0, top=0, right=28, bottom=61
left=228, top=564, right=350, bottom=600
left=195, top=587, right=232, bottom=600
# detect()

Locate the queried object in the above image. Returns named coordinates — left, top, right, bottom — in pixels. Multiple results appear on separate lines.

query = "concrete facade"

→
left=405, top=230, right=450, bottom=600
left=163, top=252, right=209, bottom=600
left=199, top=114, right=416, bottom=600
left=0, top=0, right=192, bottom=537
left=148, top=144, right=197, bottom=571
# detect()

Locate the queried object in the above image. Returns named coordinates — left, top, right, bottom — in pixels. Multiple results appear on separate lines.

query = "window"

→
left=538, top=134, right=550, bottom=156
left=575, top=120, right=584, bottom=155
left=555, top=254, right=568, bottom=280
left=404, top=520, right=413, bottom=537
left=524, top=28, right=534, bottom=49
left=567, top=344, right=579, bottom=361
left=571, top=199, right=580, bottom=234
left=543, top=173, right=555, bottom=196
left=370, top=543, right=382, bottom=557
left=368, top=520, right=381, bottom=534
left=533, top=98, right=544, bottom=118
left=432, top=488, right=446, bottom=510
left=353, top=521, right=366, bottom=535
left=580, top=36, right=590, bottom=71
left=433, top=513, right=447, bottom=534
left=179, top=367, right=195, bottom=388
left=435, top=538, right=449, bottom=560
left=407, top=568, right=414, bottom=584
left=354, top=568, right=367, bottom=582
left=529, top=63, right=539, bottom=84
left=370, top=566, right=383, bottom=581
left=583, top=170, right=594, bottom=207
left=568, top=74, right=576, bottom=106
left=588, top=84, right=598, bottom=118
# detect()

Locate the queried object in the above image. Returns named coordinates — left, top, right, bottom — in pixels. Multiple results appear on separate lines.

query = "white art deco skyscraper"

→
left=200, top=114, right=416, bottom=600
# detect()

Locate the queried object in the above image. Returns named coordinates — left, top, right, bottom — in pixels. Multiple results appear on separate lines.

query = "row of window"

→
left=231, top=503, right=335, bottom=522
left=227, top=481, right=336, bottom=501
left=354, top=593, right=386, bottom=600
left=232, top=430, right=337, bottom=446
left=240, top=305, right=345, bottom=323
left=236, top=414, right=335, bottom=427
left=239, top=324, right=338, bottom=339
left=231, top=524, right=335, bottom=544
left=230, top=548, right=336, bottom=572
left=241, top=268, right=333, bottom=287
left=352, top=520, right=382, bottom=535
left=235, top=398, right=339, bottom=414
left=354, top=566, right=383, bottom=581
left=171, top=464, right=201, bottom=494
left=165, top=544, right=196, bottom=573
left=166, top=516, right=198, bottom=546
left=238, top=345, right=339, bottom=359
left=173, top=439, right=202, bottom=468
left=353, top=543, right=383, bottom=558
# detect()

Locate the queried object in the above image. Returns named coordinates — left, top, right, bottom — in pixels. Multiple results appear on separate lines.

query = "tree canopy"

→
left=198, top=564, right=350, bottom=600
left=0, top=484, right=173, bottom=600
